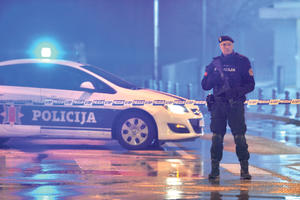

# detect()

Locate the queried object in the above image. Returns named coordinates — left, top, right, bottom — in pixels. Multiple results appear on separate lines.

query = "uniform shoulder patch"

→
left=249, top=68, right=254, bottom=76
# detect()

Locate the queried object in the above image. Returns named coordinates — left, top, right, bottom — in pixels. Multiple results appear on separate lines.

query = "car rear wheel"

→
left=116, top=112, right=156, bottom=150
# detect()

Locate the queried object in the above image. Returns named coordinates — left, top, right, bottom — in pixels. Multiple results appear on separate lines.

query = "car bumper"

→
left=151, top=110, right=204, bottom=141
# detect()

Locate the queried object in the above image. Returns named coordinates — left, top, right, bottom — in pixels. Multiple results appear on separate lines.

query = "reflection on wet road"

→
left=247, top=119, right=300, bottom=147
left=0, top=136, right=299, bottom=199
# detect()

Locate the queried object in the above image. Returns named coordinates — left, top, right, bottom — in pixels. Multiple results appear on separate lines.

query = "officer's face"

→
left=219, top=41, right=234, bottom=56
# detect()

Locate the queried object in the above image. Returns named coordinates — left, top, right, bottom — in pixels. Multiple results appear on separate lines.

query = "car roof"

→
left=0, top=58, right=84, bottom=68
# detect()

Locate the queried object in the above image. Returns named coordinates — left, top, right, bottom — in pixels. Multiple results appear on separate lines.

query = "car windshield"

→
left=82, top=65, right=141, bottom=90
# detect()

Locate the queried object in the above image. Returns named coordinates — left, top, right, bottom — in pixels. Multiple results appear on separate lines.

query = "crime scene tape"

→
left=0, top=99, right=300, bottom=106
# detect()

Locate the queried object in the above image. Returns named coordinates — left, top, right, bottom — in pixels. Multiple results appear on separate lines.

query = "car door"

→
left=38, top=64, right=120, bottom=138
left=0, top=63, right=42, bottom=135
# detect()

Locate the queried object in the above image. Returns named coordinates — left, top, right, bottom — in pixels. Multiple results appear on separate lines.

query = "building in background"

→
left=260, top=1, right=300, bottom=89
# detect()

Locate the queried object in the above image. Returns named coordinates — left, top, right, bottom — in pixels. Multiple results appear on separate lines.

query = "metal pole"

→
left=284, top=91, right=291, bottom=116
left=271, top=89, right=277, bottom=114
left=175, top=82, right=179, bottom=96
left=198, top=0, right=206, bottom=99
left=277, top=65, right=284, bottom=93
left=296, top=92, right=300, bottom=118
left=201, top=0, right=207, bottom=66
left=257, top=88, right=264, bottom=112
left=187, top=83, right=193, bottom=99
left=296, top=19, right=300, bottom=89
left=154, top=0, right=159, bottom=81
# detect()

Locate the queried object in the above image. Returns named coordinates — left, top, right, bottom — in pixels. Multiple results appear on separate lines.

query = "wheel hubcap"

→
left=121, top=118, right=149, bottom=146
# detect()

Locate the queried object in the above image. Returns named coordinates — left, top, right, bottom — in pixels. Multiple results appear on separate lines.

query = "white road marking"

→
left=165, top=142, right=197, bottom=160
left=220, top=163, right=272, bottom=175
left=288, top=165, right=300, bottom=171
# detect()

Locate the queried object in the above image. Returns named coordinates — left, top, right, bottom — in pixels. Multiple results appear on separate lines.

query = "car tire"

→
left=150, top=139, right=165, bottom=148
left=116, top=112, right=157, bottom=150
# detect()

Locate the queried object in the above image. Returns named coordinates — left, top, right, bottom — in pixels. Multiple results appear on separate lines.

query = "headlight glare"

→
left=164, top=105, right=189, bottom=114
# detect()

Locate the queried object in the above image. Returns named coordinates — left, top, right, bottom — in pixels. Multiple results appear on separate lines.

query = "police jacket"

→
left=201, top=52, right=255, bottom=102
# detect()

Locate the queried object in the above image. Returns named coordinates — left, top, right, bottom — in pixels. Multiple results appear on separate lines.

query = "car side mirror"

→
left=80, top=81, right=95, bottom=90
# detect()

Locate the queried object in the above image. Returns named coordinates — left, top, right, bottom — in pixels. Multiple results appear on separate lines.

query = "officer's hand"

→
left=212, top=59, right=222, bottom=69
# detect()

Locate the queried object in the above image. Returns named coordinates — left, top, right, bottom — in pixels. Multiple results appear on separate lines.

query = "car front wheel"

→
left=116, top=112, right=157, bottom=150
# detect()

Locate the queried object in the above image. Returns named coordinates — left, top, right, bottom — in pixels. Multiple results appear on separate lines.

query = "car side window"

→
left=0, top=63, right=116, bottom=94
left=43, top=65, right=115, bottom=93
left=0, top=64, right=41, bottom=87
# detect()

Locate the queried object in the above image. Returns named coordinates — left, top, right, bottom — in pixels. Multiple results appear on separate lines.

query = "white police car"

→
left=0, top=59, right=204, bottom=149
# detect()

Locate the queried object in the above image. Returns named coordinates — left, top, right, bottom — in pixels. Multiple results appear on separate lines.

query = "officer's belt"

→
left=214, top=96, right=244, bottom=103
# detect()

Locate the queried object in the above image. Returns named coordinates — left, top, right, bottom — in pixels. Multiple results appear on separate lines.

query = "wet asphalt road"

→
left=0, top=117, right=299, bottom=199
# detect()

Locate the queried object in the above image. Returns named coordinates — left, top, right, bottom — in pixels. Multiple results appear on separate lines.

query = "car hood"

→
left=121, top=88, right=187, bottom=102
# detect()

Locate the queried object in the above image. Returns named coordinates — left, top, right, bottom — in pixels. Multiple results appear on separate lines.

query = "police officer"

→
left=201, top=35, right=255, bottom=180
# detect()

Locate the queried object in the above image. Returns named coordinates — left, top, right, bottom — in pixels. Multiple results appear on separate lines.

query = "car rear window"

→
left=82, top=65, right=140, bottom=90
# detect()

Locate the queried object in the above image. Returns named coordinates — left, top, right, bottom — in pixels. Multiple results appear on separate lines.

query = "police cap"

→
left=218, top=35, right=234, bottom=43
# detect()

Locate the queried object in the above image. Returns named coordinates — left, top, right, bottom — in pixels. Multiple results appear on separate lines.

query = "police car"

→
left=0, top=59, right=204, bottom=149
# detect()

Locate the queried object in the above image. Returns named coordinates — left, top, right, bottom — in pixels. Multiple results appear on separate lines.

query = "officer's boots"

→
left=208, top=160, right=220, bottom=180
left=240, top=160, right=251, bottom=180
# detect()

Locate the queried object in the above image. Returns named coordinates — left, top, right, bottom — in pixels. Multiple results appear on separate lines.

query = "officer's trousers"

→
left=209, top=99, right=250, bottom=162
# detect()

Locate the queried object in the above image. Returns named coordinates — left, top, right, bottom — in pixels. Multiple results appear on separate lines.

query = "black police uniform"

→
left=201, top=50, right=255, bottom=179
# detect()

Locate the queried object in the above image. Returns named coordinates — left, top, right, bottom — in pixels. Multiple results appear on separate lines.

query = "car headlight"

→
left=164, top=105, right=189, bottom=114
